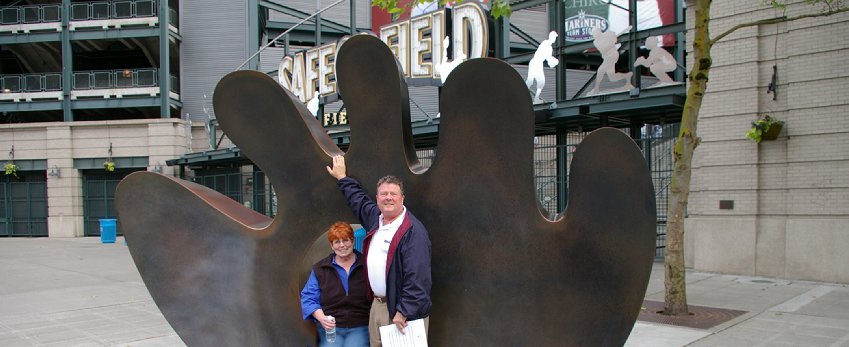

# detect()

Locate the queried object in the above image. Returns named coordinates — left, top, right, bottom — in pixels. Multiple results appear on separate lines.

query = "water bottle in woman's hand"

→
left=325, top=316, right=336, bottom=343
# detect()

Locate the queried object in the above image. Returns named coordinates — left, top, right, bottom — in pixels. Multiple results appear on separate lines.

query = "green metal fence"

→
left=529, top=124, right=678, bottom=258
left=192, top=169, right=243, bottom=204
left=0, top=4, right=60, bottom=25
left=0, top=73, right=62, bottom=93
left=417, top=126, right=677, bottom=258
left=189, top=128, right=676, bottom=257
left=69, top=0, right=157, bottom=21
left=72, top=69, right=158, bottom=90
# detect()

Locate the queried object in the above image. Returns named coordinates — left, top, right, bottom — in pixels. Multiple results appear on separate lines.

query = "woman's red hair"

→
left=327, top=222, right=354, bottom=242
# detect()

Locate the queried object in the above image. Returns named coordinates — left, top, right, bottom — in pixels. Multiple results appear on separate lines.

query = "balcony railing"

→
left=0, top=1, right=174, bottom=27
left=72, top=68, right=158, bottom=90
left=0, top=73, right=62, bottom=93
left=0, top=4, right=61, bottom=25
left=70, top=0, right=157, bottom=21
left=0, top=69, right=178, bottom=93
left=169, top=7, right=178, bottom=28
left=1, top=69, right=179, bottom=103
left=170, top=74, right=179, bottom=94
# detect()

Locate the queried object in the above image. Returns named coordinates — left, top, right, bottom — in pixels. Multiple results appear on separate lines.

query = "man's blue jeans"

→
left=317, top=323, right=369, bottom=347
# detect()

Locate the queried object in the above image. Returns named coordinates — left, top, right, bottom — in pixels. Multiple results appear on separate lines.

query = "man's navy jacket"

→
left=337, top=177, right=432, bottom=320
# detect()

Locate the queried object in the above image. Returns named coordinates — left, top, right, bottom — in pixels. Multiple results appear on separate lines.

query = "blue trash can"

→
left=354, top=227, right=366, bottom=251
left=99, top=219, right=117, bottom=243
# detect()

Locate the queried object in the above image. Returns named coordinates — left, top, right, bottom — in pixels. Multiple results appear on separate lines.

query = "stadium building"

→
left=1, top=0, right=846, bottom=283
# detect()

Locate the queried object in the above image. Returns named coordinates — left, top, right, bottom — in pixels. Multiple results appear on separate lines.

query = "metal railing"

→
left=0, top=4, right=60, bottom=25
left=168, top=7, right=178, bottom=27
left=531, top=129, right=675, bottom=258
left=72, top=69, right=158, bottom=90
left=0, top=73, right=62, bottom=93
left=1, top=1, right=171, bottom=26
left=183, top=133, right=675, bottom=259
left=0, top=69, right=179, bottom=94
left=170, top=75, right=180, bottom=94
left=634, top=124, right=678, bottom=258
left=70, top=0, right=156, bottom=21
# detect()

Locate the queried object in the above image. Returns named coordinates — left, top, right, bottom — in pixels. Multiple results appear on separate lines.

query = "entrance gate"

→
left=192, top=168, right=242, bottom=203
left=83, top=170, right=140, bottom=236
left=188, top=167, right=277, bottom=217
left=0, top=172, right=48, bottom=237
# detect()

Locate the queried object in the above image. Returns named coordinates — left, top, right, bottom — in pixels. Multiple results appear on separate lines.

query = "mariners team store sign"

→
left=277, top=2, right=489, bottom=125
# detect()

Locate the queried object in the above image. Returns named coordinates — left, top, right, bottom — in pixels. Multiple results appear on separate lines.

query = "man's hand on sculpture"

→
left=326, top=155, right=347, bottom=180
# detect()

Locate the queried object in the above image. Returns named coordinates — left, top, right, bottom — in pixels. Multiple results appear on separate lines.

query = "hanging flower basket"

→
left=4, top=162, right=17, bottom=177
left=746, top=115, right=784, bottom=143
left=761, top=121, right=783, bottom=141
left=103, top=160, right=115, bottom=172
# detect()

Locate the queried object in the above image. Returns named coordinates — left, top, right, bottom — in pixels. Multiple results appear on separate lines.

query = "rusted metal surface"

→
left=116, top=34, right=656, bottom=346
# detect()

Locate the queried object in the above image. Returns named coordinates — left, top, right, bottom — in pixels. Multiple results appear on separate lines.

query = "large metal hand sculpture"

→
left=116, top=35, right=656, bottom=346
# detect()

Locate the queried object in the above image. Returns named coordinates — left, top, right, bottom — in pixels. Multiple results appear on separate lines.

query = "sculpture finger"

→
left=213, top=70, right=353, bottom=251
left=423, top=58, right=538, bottom=218
left=552, top=128, right=657, bottom=345
left=335, top=35, right=421, bottom=186
left=115, top=172, right=318, bottom=345
left=213, top=71, right=344, bottom=223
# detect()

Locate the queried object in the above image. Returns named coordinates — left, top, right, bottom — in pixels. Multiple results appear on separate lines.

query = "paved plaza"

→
left=1, top=237, right=848, bottom=346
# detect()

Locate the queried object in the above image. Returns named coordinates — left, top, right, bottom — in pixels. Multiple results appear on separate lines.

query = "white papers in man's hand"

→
left=378, top=319, right=428, bottom=347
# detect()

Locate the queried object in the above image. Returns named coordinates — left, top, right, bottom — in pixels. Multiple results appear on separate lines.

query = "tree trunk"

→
left=663, top=0, right=712, bottom=316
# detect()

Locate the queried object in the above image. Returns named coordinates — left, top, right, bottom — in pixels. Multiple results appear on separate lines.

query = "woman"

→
left=301, top=222, right=370, bottom=346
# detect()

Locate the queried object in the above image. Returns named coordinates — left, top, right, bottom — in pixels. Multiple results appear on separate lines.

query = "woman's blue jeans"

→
left=317, top=323, right=369, bottom=347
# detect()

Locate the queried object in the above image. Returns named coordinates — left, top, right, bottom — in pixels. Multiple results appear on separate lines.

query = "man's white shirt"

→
left=367, top=206, right=407, bottom=297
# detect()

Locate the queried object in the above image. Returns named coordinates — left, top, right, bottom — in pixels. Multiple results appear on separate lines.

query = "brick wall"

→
left=684, top=0, right=849, bottom=283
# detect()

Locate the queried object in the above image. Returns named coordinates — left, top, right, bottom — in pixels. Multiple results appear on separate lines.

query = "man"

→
left=326, top=155, right=432, bottom=347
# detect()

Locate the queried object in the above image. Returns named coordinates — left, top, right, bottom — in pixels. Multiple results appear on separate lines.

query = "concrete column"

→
left=61, top=0, right=73, bottom=121
left=159, top=0, right=171, bottom=117
left=147, top=120, right=190, bottom=177
left=46, top=125, right=83, bottom=237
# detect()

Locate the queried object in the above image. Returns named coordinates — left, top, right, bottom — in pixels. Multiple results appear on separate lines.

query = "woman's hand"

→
left=312, top=310, right=336, bottom=330
left=319, top=315, right=336, bottom=330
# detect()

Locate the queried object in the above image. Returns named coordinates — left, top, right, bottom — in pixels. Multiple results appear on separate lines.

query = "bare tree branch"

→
left=710, top=7, right=849, bottom=46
